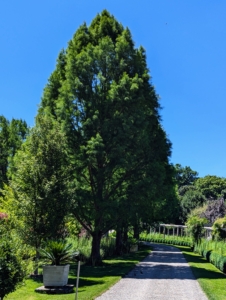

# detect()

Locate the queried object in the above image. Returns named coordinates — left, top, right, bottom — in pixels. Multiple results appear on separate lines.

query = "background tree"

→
left=0, top=116, right=28, bottom=190
left=180, top=189, right=206, bottom=223
left=195, top=175, right=226, bottom=199
left=10, top=117, right=71, bottom=272
left=174, top=163, right=199, bottom=188
left=38, top=10, right=174, bottom=265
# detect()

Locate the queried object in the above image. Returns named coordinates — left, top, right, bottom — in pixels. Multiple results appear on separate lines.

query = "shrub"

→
left=212, top=217, right=226, bottom=241
left=0, top=239, right=25, bottom=300
left=186, top=216, right=207, bottom=246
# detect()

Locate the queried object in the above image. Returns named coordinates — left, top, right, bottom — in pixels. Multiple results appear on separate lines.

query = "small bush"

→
left=0, top=239, right=25, bottom=300
left=186, top=216, right=207, bottom=246
left=212, top=217, right=226, bottom=241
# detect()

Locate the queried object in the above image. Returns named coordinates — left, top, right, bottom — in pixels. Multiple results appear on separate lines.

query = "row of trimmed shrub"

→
left=141, top=233, right=226, bottom=274
left=141, top=237, right=191, bottom=247
left=195, top=241, right=226, bottom=273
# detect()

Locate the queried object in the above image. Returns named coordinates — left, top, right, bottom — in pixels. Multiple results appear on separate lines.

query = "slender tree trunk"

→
left=123, top=226, right=128, bottom=244
left=115, top=228, right=123, bottom=255
left=133, top=222, right=139, bottom=240
left=90, top=231, right=102, bottom=266
left=34, top=248, right=40, bottom=275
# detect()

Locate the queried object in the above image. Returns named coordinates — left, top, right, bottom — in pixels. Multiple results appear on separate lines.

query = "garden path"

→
left=95, top=243, right=208, bottom=300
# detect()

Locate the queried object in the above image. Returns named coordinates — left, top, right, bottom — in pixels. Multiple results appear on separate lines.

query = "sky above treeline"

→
left=1, top=1, right=226, bottom=178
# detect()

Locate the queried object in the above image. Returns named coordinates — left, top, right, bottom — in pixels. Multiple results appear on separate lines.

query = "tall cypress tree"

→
left=38, top=10, right=174, bottom=264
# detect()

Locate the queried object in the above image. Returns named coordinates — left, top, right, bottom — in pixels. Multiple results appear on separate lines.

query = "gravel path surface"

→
left=96, top=243, right=208, bottom=300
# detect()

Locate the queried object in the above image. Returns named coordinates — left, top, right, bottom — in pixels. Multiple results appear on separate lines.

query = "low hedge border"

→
left=142, top=237, right=226, bottom=274
left=140, top=237, right=191, bottom=247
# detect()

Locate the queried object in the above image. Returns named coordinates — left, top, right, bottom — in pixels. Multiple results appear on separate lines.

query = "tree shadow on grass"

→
left=68, top=277, right=105, bottom=290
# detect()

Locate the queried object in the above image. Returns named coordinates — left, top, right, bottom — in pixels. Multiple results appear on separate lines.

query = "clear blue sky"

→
left=1, top=1, right=226, bottom=178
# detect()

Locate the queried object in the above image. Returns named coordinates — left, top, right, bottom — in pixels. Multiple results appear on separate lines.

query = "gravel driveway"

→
left=95, top=243, right=208, bottom=300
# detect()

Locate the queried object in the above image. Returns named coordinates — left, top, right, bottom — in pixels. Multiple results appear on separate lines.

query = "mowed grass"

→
left=176, top=245, right=226, bottom=300
left=6, top=245, right=151, bottom=300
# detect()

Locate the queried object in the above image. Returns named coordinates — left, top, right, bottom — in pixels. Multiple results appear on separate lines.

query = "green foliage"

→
left=100, top=237, right=116, bottom=258
left=10, top=117, right=71, bottom=251
left=39, top=240, right=79, bottom=266
left=67, top=236, right=116, bottom=263
left=212, top=217, right=226, bottom=241
left=180, top=189, right=206, bottom=222
left=67, top=237, right=92, bottom=263
left=0, top=116, right=28, bottom=190
left=194, top=239, right=226, bottom=273
left=174, top=163, right=198, bottom=188
left=37, top=10, right=174, bottom=264
left=64, top=215, right=82, bottom=238
left=195, top=175, right=226, bottom=199
left=186, top=216, right=207, bottom=245
left=140, top=232, right=192, bottom=247
left=188, top=204, right=208, bottom=219
left=0, top=215, right=29, bottom=300
left=0, top=239, right=25, bottom=300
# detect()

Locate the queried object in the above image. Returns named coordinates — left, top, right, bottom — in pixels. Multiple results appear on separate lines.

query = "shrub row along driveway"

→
left=96, top=243, right=208, bottom=300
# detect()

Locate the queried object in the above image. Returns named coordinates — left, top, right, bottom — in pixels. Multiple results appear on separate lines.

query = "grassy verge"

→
left=7, top=245, right=150, bottom=300
left=176, top=245, right=226, bottom=300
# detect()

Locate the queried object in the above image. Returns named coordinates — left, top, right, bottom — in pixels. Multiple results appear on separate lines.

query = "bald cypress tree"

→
left=38, top=10, right=174, bottom=265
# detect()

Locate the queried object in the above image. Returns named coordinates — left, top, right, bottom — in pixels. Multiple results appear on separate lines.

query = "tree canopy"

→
left=195, top=175, right=226, bottom=199
left=174, top=163, right=199, bottom=188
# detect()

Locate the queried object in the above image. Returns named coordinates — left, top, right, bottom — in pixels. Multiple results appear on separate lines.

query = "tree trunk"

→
left=90, top=231, right=102, bottom=266
left=123, top=226, right=128, bottom=244
left=34, top=248, right=40, bottom=275
left=133, top=223, right=139, bottom=240
left=115, top=228, right=123, bottom=255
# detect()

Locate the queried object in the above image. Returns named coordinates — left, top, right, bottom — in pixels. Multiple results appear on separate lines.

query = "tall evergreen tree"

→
left=0, top=116, right=28, bottom=190
left=38, top=10, right=174, bottom=264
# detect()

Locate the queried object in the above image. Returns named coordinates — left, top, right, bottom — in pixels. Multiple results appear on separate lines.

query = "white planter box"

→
left=43, top=264, right=70, bottom=287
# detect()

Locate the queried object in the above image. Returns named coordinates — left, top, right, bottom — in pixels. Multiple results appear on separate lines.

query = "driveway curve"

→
left=96, top=243, right=208, bottom=300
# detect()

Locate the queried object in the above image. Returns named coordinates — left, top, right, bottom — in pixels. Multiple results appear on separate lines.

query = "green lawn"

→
left=6, top=246, right=150, bottom=300
left=176, top=245, right=226, bottom=300
left=7, top=244, right=226, bottom=300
